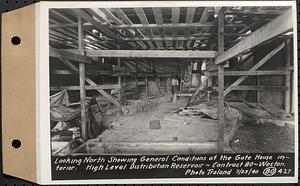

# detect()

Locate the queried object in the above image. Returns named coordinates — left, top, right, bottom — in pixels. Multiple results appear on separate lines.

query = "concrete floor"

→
left=96, top=98, right=219, bottom=143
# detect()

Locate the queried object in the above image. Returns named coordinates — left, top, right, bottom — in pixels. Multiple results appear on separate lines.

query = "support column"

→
left=285, top=39, right=291, bottom=113
left=117, top=52, right=122, bottom=114
left=255, top=52, right=261, bottom=103
left=217, top=8, right=225, bottom=152
left=145, top=76, right=148, bottom=96
left=78, top=16, right=87, bottom=140
left=135, top=62, right=138, bottom=94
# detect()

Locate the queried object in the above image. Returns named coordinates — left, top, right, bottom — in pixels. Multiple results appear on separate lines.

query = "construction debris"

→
left=149, top=120, right=161, bottom=129
left=147, top=81, right=163, bottom=97
left=125, top=99, right=159, bottom=114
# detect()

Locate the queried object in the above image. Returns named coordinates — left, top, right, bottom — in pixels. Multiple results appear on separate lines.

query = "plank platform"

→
left=73, top=99, right=239, bottom=155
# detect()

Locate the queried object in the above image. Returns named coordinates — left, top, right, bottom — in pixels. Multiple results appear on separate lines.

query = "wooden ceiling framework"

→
left=49, top=6, right=290, bottom=75
left=49, top=6, right=289, bottom=51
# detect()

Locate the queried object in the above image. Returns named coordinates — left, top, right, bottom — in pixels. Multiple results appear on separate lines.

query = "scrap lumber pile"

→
left=125, top=98, right=159, bottom=114
left=147, top=81, right=163, bottom=97
left=166, top=100, right=242, bottom=122
left=227, top=101, right=294, bottom=126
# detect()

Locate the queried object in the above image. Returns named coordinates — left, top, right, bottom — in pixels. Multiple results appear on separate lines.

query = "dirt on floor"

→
left=231, top=122, right=295, bottom=153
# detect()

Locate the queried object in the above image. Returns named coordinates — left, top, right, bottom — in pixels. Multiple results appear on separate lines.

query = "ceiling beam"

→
left=153, top=7, right=165, bottom=49
left=50, top=47, right=93, bottom=63
left=185, top=7, right=196, bottom=49
left=215, top=8, right=293, bottom=64
left=122, top=36, right=209, bottom=41
left=110, top=22, right=245, bottom=29
left=86, top=49, right=217, bottom=58
left=171, top=7, right=180, bottom=49
left=71, top=9, right=132, bottom=49
left=134, top=8, right=156, bottom=49
left=113, top=8, right=149, bottom=49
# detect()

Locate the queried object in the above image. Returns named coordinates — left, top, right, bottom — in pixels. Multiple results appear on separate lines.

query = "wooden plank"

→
left=172, top=7, right=180, bottom=49
left=72, top=9, right=131, bottom=48
left=82, top=141, right=218, bottom=155
left=50, top=85, right=121, bottom=91
left=153, top=7, right=165, bottom=49
left=49, top=22, right=92, bottom=29
left=185, top=7, right=196, bottom=49
left=217, top=8, right=225, bottom=153
left=113, top=8, right=145, bottom=37
left=117, top=46, right=123, bottom=114
left=122, top=36, right=210, bottom=41
left=231, top=86, right=288, bottom=91
left=100, top=8, right=141, bottom=49
left=224, top=42, right=285, bottom=96
left=51, top=70, right=130, bottom=76
left=86, top=50, right=217, bottom=58
left=60, top=58, right=126, bottom=112
left=50, top=47, right=92, bottom=64
left=215, top=8, right=293, bottom=64
left=78, top=16, right=87, bottom=141
left=190, top=7, right=211, bottom=48
left=208, top=70, right=289, bottom=76
left=285, top=39, right=291, bottom=113
left=134, top=8, right=156, bottom=49
left=110, top=22, right=245, bottom=29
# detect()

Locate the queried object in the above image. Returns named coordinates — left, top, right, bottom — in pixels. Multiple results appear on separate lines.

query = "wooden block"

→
left=149, top=120, right=161, bottom=129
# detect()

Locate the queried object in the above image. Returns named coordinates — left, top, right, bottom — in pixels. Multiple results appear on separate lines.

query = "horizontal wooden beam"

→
left=231, top=86, right=288, bottom=91
left=110, top=23, right=245, bottom=29
left=50, top=85, right=121, bottom=91
left=86, top=50, right=217, bottom=58
left=122, top=36, right=210, bottom=41
left=50, top=48, right=92, bottom=63
left=50, top=22, right=246, bottom=30
left=51, top=70, right=130, bottom=76
left=215, top=8, right=293, bottom=64
left=208, top=70, right=289, bottom=76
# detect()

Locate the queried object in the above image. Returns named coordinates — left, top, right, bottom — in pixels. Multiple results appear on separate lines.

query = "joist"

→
left=153, top=7, right=165, bottom=49
left=110, top=23, right=245, bottom=29
left=86, top=50, right=217, bottom=58
left=122, top=36, right=210, bottom=41
left=71, top=9, right=132, bottom=48
left=208, top=70, right=289, bottom=76
left=51, top=69, right=130, bottom=76
left=50, top=47, right=92, bottom=64
left=172, top=7, right=180, bottom=49
left=215, top=8, right=293, bottom=64
left=50, top=85, right=121, bottom=91
left=112, top=8, right=148, bottom=49
left=185, top=7, right=196, bottom=49
left=59, top=58, right=126, bottom=112
left=100, top=8, right=142, bottom=49
left=224, top=42, right=285, bottom=96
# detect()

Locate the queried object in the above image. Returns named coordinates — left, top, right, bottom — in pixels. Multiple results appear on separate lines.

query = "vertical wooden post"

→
left=254, top=52, right=261, bottom=103
left=285, top=39, right=291, bottom=113
left=217, top=8, right=225, bottom=152
left=78, top=16, right=87, bottom=140
left=145, top=75, right=148, bottom=96
left=117, top=45, right=122, bottom=114
left=135, top=62, right=138, bottom=94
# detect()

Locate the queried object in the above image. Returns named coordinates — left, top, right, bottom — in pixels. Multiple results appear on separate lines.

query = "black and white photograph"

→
left=46, top=1, right=297, bottom=183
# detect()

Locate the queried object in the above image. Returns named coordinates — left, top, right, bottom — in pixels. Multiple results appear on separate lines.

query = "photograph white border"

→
left=36, top=1, right=298, bottom=184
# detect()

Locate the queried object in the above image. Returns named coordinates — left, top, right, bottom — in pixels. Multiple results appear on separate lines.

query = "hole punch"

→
left=12, top=139, right=21, bottom=149
left=11, top=36, right=21, bottom=45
